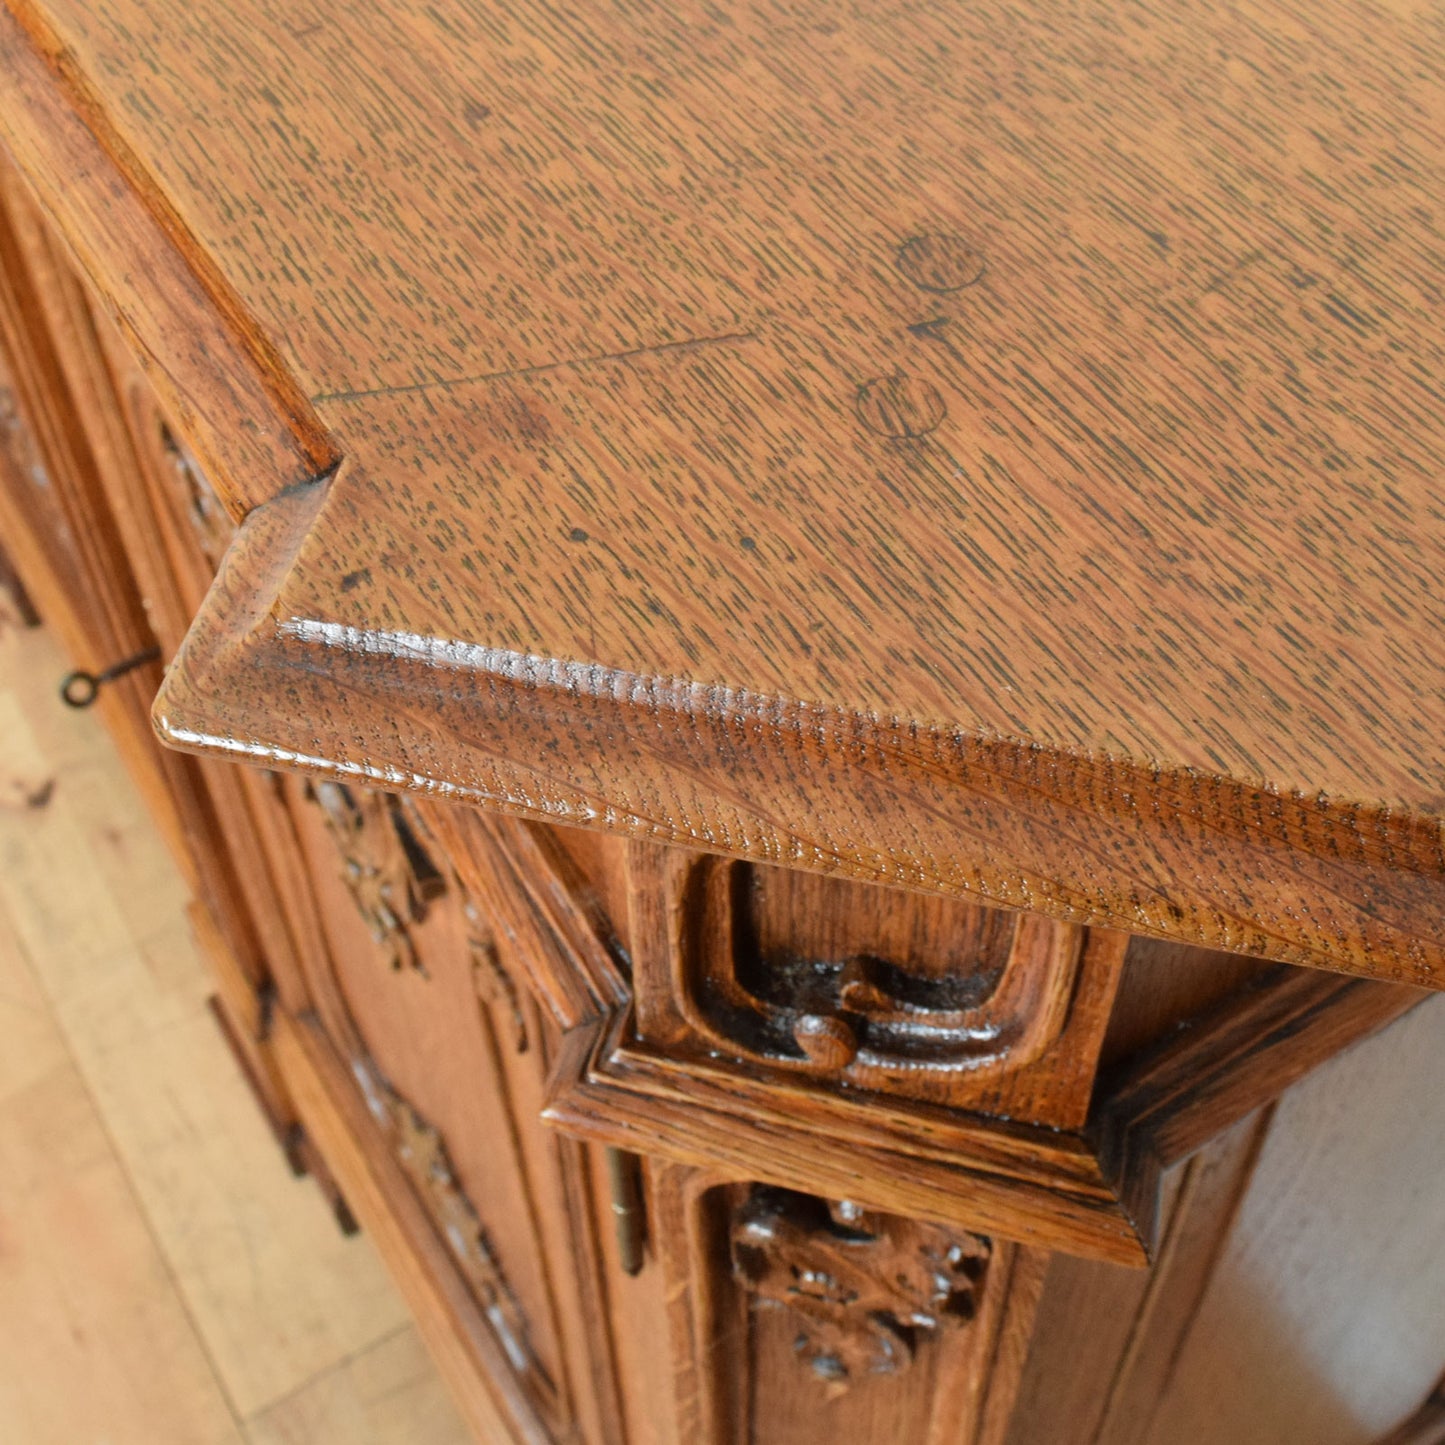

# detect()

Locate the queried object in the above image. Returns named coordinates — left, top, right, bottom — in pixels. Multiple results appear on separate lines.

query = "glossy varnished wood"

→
left=0, top=0, right=1440, bottom=979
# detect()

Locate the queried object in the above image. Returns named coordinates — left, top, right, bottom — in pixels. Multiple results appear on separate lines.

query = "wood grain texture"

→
left=0, top=1057, right=247, bottom=1445
left=0, top=624, right=422, bottom=1434
left=1003, top=1112, right=1272, bottom=1445
left=282, top=777, right=625, bottom=1441
left=270, top=1008, right=538, bottom=1445
left=0, top=145, right=327, bottom=1071
left=1135, top=996, right=1445, bottom=1445
left=547, top=1007, right=1150, bottom=1266
left=0, top=0, right=336, bottom=508
left=243, top=1327, right=472, bottom=1445
left=7, top=11, right=1445, bottom=1437
left=0, top=148, right=187, bottom=867
left=437, top=809, right=1422, bottom=1271
left=0, top=0, right=1439, bottom=982
left=414, top=802, right=1430, bottom=1272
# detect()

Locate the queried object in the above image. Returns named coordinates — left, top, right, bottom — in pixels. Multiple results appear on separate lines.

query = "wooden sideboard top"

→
left=3, top=0, right=1444, bottom=983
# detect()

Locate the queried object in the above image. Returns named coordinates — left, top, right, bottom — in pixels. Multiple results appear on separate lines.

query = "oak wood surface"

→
left=271, top=1007, right=537, bottom=1445
left=0, top=0, right=1442, bottom=981
left=0, top=148, right=189, bottom=870
left=5, top=9, right=1445, bottom=1442
left=244, top=1328, right=474, bottom=1445
left=626, top=840, right=1126, bottom=1126
left=547, top=1007, right=1151, bottom=1265
left=1095, top=963, right=1426, bottom=1243
left=649, top=1162, right=1049, bottom=1445
left=437, top=802, right=1419, bottom=1272
left=260, top=763, right=633, bottom=1444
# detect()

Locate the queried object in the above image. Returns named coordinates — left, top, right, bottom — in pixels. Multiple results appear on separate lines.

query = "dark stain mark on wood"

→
left=2, top=774, right=55, bottom=810
left=896, top=234, right=985, bottom=292
left=855, top=371, right=946, bottom=438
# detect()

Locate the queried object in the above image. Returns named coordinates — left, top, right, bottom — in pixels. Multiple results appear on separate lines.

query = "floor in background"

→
left=0, top=618, right=473, bottom=1445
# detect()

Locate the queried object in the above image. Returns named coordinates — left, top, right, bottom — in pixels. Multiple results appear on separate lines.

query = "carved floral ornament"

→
left=351, top=1058, right=538, bottom=1380
left=310, top=787, right=552, bottom=1402
left=309, top=780, right=445, bottom=972
left=730, top=1185, right=991, bottom=1385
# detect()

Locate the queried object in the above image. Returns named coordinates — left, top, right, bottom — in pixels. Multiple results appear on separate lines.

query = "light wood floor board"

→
left=0, top=892, right=66, bottom=1108
left=0, top=1041, right=244, bottom=1443
left=0, top=622, right=469, bottom=1441
left=245, top=1326, right=474, bottom=1445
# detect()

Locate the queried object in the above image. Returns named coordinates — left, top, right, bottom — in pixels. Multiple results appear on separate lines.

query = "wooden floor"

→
left=0, top=615, right=473, bottom=1445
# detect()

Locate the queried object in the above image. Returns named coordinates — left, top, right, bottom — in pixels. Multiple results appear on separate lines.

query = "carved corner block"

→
left=539, top=838, right=1147, bottom=1265
left=475, top=822, right=1415, bottom=1272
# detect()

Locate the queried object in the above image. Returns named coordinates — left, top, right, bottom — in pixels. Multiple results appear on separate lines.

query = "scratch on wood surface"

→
left=311, top=331, right=759, bottom=405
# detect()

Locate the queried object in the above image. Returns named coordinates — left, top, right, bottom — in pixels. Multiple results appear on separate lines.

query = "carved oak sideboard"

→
left=3, top=2, right=1445, bottom=1441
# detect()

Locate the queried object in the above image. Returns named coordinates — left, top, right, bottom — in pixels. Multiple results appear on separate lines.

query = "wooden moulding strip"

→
left=1094, top=966, right=1427, bottom=1242
left=543, top=1013, right=1150, bottom=1268
left=270, top=1007, right=549, bottom=1445
left=149, top=501, right=1445, bottom=993
left=7, top=0, right=1445, bottom=996
left=541, top=961, right=1425, bottom=1278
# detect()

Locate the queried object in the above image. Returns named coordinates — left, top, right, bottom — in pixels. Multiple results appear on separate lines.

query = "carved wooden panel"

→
left=470, top=912, right=530, bottom=1055
left=654, top=1165, right=1047, bottom=1445
left=673, top=855, right=1084, bottom=1089
left=6, top=36, right=1444, bottom=1445
left=352, top=1056, right=541, bottom=1383
left=287, top=776, right=632, bottom=1443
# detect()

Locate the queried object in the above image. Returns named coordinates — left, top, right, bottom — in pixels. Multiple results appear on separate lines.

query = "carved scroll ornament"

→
left=678, top=857, right=1085, bottom=1087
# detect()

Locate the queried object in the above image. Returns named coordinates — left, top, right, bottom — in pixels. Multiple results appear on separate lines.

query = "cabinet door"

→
left=281, top=776, right=627, bottom=1444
